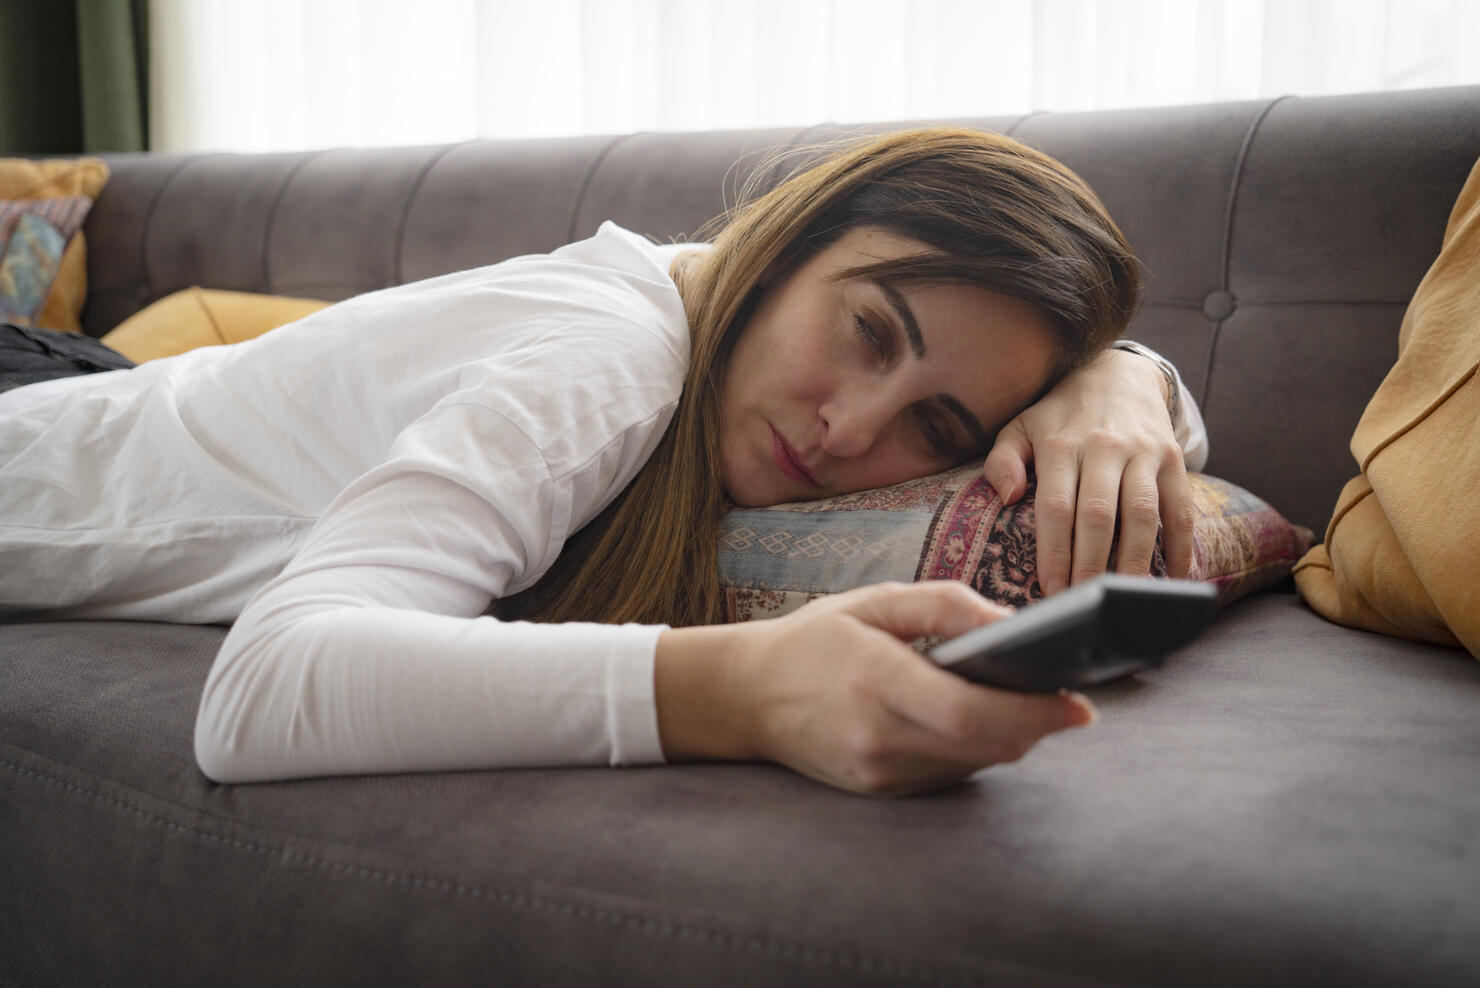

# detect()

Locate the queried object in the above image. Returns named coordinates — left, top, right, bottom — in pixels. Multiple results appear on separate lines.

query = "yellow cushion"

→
left=1293, top=156, right=1480, bottom=657
left=0, top=157, right=110, bottom=333
left=100, top=286, right=332, bottom=362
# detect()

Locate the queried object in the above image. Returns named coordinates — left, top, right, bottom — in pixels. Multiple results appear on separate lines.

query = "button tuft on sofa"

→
left=1202, top=288, right=1237, bottom=320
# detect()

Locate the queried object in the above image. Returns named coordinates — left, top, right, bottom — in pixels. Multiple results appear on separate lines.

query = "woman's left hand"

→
left=980, top=348, right=1194, bottom=596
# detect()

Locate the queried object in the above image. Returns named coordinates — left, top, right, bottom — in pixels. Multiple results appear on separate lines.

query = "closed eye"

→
left=915, top=406, right=955, bottom=456
left=854, top=314, right=888, bottom=360
left=856, top=313, right=957, bottom=455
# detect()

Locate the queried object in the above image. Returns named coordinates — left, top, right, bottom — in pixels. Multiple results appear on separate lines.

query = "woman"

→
left=0, top=128, right=1206, bottom=798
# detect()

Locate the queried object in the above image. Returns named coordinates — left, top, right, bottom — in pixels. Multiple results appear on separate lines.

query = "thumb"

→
left=982, top=418, right=1033, bottom=505
left=832, top=581, right=1012, bottom=644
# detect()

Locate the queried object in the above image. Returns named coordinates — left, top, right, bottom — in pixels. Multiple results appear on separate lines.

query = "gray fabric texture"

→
left=3, top=596, right=1477, bottom=985
left=5, top=86, right=1478, bottom=985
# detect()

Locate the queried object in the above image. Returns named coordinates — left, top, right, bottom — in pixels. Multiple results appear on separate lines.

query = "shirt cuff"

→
left=608, top=622, right=669, bottom=766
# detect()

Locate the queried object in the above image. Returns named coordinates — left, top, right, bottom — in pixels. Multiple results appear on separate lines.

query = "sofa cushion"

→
left=721, top=465, right=1313, bottom=623
left=3, top=597, right=1477, bottom=986
left=0, top=157, right=109, bottom=332
left=99, top=286, right=333, bottom=362
left=1294, top=156, right=1480, bottom=656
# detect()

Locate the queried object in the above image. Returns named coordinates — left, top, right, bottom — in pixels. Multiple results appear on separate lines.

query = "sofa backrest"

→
left=84, top=86, right=1480, bottom=531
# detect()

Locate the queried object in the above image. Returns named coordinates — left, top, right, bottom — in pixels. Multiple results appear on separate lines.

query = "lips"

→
left=770, top=426, right=819, bottom=486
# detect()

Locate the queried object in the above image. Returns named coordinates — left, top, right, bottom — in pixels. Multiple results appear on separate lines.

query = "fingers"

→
left=981, top=418, right=1033, bottom=504
left=826, top=579, right=1013, bottom=644
left=771, top=582, right=1099, bottom=798
left=1157, top=457, right=1196, bottom=579
left=847, top=696, right=1094, bottom=798
left=1030, top=434, right=1078, bottom=595
left=843, top=585, right=1097, bottom=777
left=1110, top=454, right=1163, bottom=576
left=882, top=655, right=1097, bottom=747
left=1038, top=435, right=1192, bottom=592
left=1107, top=438, right=1193, bottom=579
left=1067, top=440, right=1124, bottom=588
left=866, top=671, right=1097, bottom=796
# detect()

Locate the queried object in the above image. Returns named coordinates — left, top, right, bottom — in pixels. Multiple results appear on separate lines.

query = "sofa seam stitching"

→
left=566, top=134, right=635, bottom=245
left=1003, top=111, right=1044, bottom=137
left=1201, top=94, right=1290, bottom=412
left=137, top=153, right=221, bottom=309
left=393, top=142, right=469, bottom=287
left=1217, top=94, right=1292, bottom=289
left=1, top=756, right=965, bottom=986
left=260, top=150, right=331, bottom=293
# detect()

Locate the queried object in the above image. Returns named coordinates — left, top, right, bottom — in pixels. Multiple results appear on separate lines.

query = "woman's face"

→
left=720, top=226, right=1060, bottom=508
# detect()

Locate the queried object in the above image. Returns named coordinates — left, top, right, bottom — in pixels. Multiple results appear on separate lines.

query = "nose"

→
left=819, top=390, right=895, bottom=460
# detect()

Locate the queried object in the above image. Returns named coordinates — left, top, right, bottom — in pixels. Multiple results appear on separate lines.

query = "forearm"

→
left=654, top=624, right=755, bottom=762
left=196, top=600, right=667, bottom=782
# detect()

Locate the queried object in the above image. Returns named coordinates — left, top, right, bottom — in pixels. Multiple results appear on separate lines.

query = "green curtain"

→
left=0, top=0, right=150, bottom=154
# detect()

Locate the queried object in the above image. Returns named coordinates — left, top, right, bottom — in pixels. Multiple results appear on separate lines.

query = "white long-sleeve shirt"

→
left=0, top=222, right=1207, bottom=783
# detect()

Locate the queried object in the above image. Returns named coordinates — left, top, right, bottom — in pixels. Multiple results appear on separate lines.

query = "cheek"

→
left=755, top=336, right=835, bottom=412
left=839, top=437, right=942, bottom=494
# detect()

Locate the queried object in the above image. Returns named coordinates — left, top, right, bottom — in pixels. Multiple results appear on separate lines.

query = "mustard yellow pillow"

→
left=1293, top=156, right=1480, bottom=657
left=100, top=286, right=332, bottom=362
left=0, top=157, right=109, bottom=333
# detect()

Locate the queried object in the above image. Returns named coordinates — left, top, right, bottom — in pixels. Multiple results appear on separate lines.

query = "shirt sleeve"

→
left=194, top=397, right=670, bottom=784
left=1167, top=354, right=1209, bottom=473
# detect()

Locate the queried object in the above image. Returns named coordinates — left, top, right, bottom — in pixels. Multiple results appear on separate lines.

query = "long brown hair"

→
left=497, top=127, right=1139, bottom=627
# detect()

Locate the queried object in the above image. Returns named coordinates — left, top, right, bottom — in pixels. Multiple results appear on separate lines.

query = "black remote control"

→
left=926, top=574, right=1218, bottom=693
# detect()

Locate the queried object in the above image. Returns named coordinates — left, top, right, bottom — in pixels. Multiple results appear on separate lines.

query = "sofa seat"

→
left=4, top=591, right=1476, bottom=986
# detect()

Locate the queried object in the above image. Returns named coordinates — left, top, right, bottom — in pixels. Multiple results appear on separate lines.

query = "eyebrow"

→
left=871, top=278, right=992, bottom=451
left=876, top=280, right=926, bottom=359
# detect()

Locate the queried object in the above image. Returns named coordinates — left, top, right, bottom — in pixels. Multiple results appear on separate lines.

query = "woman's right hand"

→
left=655, top=581, right=1096, bottom=798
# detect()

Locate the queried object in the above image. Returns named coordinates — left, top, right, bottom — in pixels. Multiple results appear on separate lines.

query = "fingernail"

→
left=1059, top=689, right=1098, bottom=726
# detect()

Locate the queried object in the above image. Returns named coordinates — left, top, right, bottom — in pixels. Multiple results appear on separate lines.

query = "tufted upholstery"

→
left=83, top=88, right=1480, bottom=532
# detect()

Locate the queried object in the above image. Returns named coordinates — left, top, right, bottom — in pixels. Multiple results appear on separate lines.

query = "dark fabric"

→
left=2, top=595, right=1477, bottom=986
left=0, top=0, right=149, bottom=154
left=0, top=321, right=135, bottom=394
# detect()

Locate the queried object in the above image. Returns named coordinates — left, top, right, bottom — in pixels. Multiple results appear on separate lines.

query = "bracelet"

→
left=1109, top=340, right=1181, bottom=427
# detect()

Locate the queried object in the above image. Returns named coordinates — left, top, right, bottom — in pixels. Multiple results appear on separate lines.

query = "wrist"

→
left=1108, top=340, right=1179, bottom=425
left=654, top=624, right=757, bottom=762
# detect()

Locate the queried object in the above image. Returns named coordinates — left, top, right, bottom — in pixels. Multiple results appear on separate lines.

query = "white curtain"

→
left=149, top=0, right=1480, bottom=153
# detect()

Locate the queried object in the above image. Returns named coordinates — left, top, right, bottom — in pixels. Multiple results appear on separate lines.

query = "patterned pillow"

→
left=0, top=158, right=110, bottom=333
left=719, top=466, right=1314, bottom=623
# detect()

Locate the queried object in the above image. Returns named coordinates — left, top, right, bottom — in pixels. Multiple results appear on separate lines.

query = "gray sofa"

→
left=4, top=87, right=1479, bottom=986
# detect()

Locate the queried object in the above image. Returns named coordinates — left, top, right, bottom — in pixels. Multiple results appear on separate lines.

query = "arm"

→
left=195, top=400, right=667, bottom=783
left=981, top=342, right=1207, bottom=596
